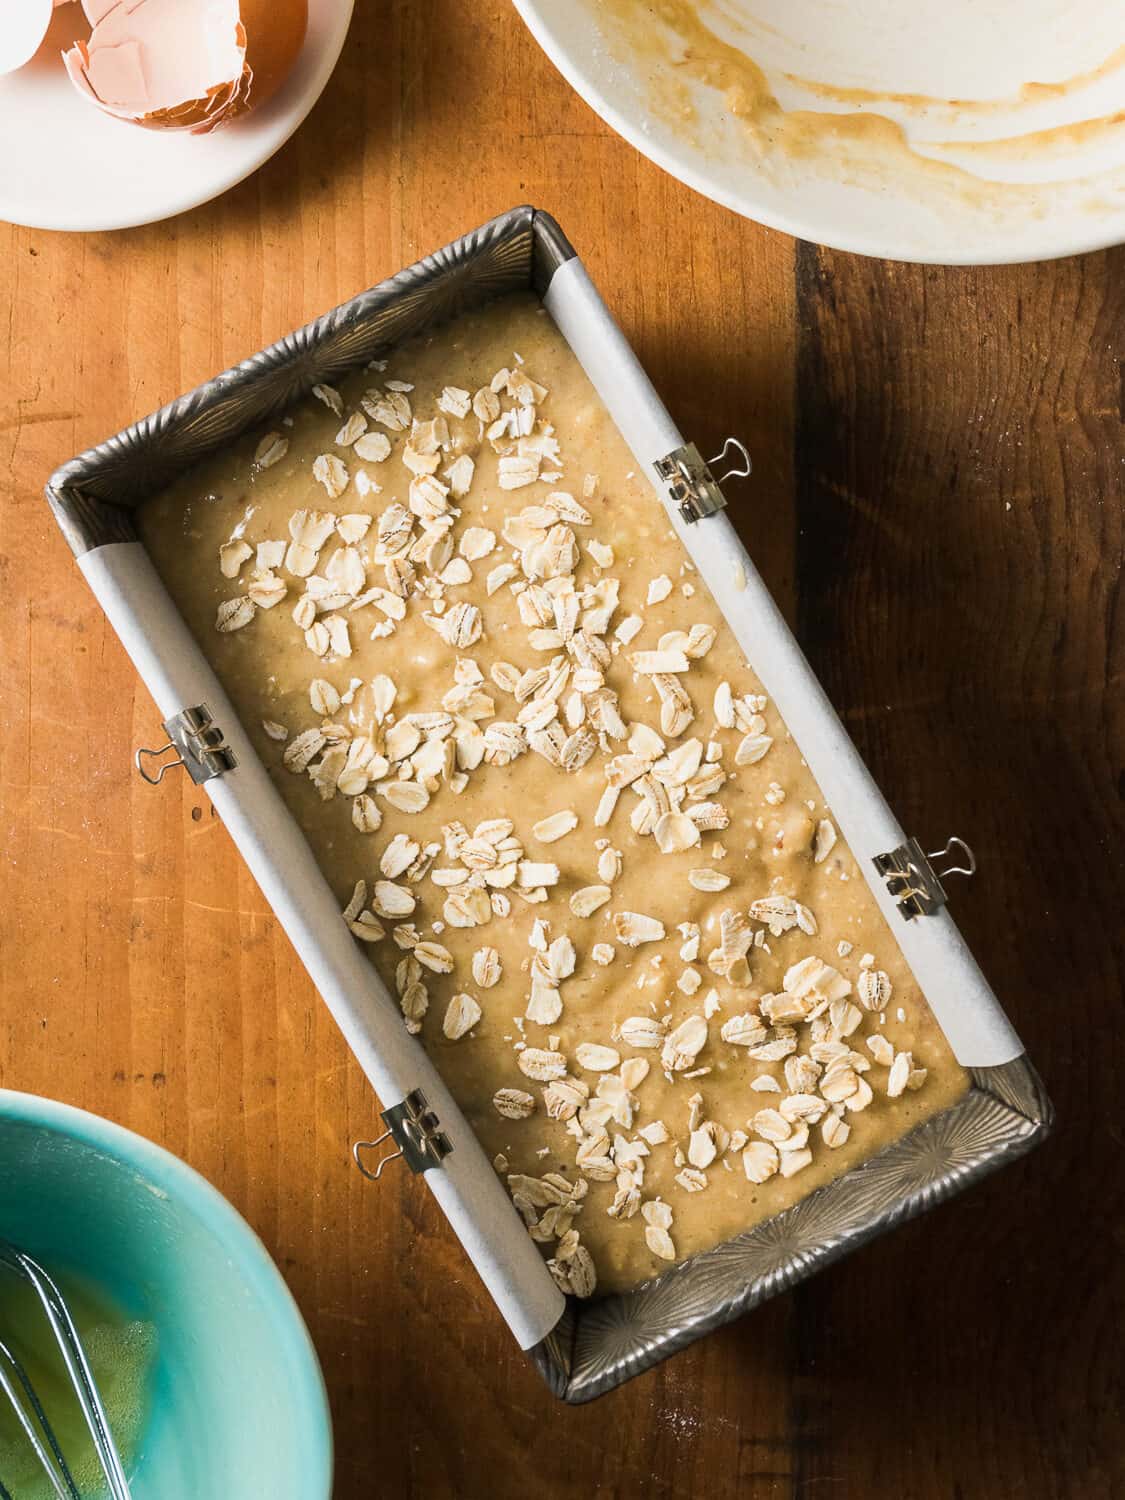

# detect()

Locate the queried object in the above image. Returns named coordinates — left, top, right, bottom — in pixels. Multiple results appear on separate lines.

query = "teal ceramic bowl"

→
left=0, top=1089, right=333, bottom=1498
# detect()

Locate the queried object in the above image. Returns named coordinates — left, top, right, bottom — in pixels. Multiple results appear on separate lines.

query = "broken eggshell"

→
left=0, top=0, right=75, bottom=78
left=62, top=0, right=308, bottom=134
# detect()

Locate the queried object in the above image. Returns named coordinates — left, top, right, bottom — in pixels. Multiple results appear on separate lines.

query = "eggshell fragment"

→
left=62, top=0, right=306, bottom=134
left=0, top=0, right=60, bottom=77
left=238, top=0, right=309, bottom=109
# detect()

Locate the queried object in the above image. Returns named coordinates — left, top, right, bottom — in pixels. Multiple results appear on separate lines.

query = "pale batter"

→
left=140, top=294, right=967, bottom=1296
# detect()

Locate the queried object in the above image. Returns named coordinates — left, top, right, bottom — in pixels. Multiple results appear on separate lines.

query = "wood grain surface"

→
left=1, top=4, right=1121, bottom=1497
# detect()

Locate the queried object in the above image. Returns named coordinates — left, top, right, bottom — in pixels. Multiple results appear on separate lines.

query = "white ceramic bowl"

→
left=513, top=0, right=1125, bottom=263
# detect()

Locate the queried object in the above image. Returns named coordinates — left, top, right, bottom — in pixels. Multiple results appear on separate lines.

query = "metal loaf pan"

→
left=46, top=207, right=1051, bottom=1403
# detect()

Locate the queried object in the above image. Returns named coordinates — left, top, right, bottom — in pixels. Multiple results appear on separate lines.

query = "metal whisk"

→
left=0, top=1240, right=131, bottom=1499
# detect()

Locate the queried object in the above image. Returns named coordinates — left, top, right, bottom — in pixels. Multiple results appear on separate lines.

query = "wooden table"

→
left=1, top=5, right=1120, bottom=1496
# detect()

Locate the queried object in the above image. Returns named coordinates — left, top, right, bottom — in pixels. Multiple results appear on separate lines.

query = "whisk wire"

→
left=0, top=1241, right=132, bottom=1499
left=0, top=1335, right=81, bottom=1498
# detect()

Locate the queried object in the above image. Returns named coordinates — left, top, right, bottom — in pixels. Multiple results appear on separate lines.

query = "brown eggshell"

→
left=240, top=0, right=308, bottom=111
left=0, top=0, right=57, bottom=77
left=63, top=0, right=307, bottom=135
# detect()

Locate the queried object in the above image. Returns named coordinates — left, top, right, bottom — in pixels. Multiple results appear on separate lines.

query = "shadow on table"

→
left=757, top=239, right=1124, bottom=1500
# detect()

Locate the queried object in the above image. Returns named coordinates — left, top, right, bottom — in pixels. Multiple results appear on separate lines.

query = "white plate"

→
left=0, top=0, right=354, bottom=233
left=513, top=0, right=1125, bottom=264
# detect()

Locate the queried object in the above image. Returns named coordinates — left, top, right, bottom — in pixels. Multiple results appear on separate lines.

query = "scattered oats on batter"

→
left=140, top=294, right=967, bottom=1297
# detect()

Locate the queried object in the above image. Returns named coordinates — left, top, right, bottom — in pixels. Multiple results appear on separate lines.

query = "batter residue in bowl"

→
left=590, top=1, right=1125, bottom=211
